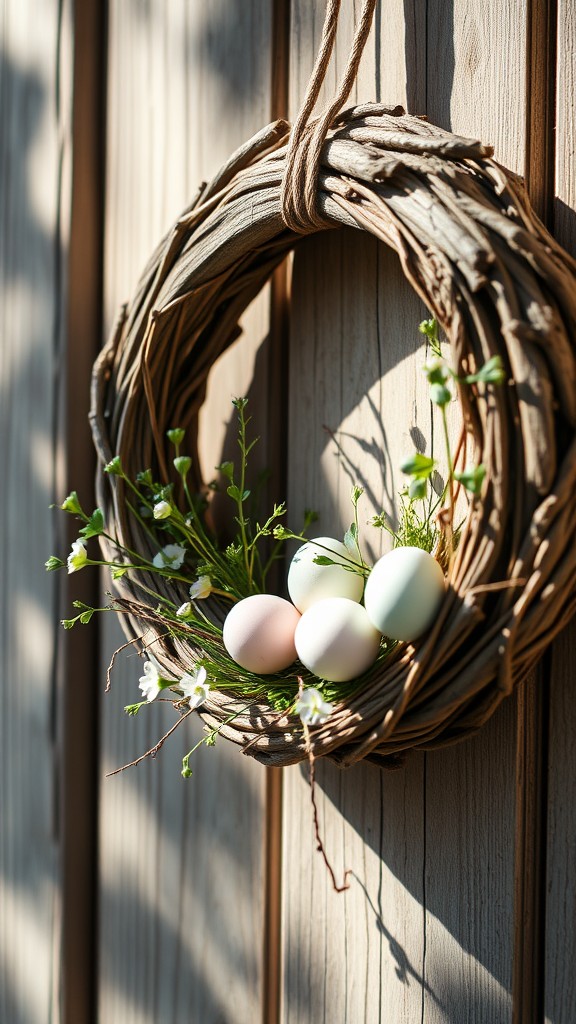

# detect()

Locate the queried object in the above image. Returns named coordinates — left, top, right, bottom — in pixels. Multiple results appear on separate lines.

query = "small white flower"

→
left=176, top=602, right=193, bottom=618
left=153, top=500, right=172, bottom=520
left=189, top=575, right=212, bottom=600
left=180, top=666, right=210, bottom=709
left=67, top=539, right=88, bottom=574
left=152, top=544, right=187, bottom=570
left=138, top=659, right=163, bottom=702
left=295, top=687, right=334, bottom=727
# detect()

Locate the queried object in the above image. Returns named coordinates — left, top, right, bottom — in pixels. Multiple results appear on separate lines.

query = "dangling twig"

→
left=300, top=680, right=351, bottom=894
left=306, top=738, right=351, bottom=894
left=106, top=707, right=196, bottom=777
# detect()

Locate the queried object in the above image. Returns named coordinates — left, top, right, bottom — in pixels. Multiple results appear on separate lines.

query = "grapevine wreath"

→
left=86, top=0, right=576, bottom=772
left=86, top=86, right=576, bottom=771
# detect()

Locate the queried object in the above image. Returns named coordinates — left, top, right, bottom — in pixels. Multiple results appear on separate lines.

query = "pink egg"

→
left=223, top=594, right=301, bottom=674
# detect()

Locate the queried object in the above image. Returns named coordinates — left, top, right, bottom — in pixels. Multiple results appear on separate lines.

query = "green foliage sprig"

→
left=46, top=316, right=506, bottom=776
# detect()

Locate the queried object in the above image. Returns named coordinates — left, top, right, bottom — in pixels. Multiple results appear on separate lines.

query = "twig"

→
left=106, top=707, right=195, bottom=777
left=303, top=715, right=351, bottom=894
left=106, top=632, right=148, bottom=693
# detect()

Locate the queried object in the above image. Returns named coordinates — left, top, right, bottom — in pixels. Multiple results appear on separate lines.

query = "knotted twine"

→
left=281, top=0, right=377, bottom=232
left=90, top=0, right=576, bottom=771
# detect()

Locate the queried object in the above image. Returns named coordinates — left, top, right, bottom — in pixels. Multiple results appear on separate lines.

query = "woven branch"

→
left=90, top=106, right=576, bottom=768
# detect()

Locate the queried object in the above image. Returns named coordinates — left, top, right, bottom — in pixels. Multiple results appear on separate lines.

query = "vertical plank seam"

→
left=263, top=3, right=291, bottom=1023
left=60, top=0, right=107, bottom=1020
left=513, top=5, right=557, bottom=1019
left=525, top=0, right=558, bottom=222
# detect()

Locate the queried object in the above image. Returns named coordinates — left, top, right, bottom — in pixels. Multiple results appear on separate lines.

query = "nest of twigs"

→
left=91, top=104, right=576, bottom=768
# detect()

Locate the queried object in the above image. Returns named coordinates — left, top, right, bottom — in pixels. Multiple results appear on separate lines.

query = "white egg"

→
left=364, top=546, right=445, bottom=641
left=287, top=536, right=364, bottom=612
left=295, top=597, right=381, bottom=682
left=223, top=594, right=300, bottom=674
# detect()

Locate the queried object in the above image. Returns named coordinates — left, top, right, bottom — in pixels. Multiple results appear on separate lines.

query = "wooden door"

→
left=2, top=1, right=575, bottom=1022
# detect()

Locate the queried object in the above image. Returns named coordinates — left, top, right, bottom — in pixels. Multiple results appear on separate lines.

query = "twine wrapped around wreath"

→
left=90, top=101, right=576, bottom=768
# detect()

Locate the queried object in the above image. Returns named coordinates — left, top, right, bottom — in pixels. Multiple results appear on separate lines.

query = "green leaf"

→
left=112, top=566, right=128, bottom=580
left=167, top=428, right=185, bottom=446
left=409, top=477, right=428, bottom=500
left=343, top=523, right=358, bottom=552
left=241, top=489, right=251, bottom=501
left=313, top=555, right=338, bottom=566
left=79, top=508, right=104, bottom=539
left=227, top=484, right=242, bottom=501
left=60, top=491, right=83, bottom=514
left=400, top=453, right=436, bottom=478
left=455, top=463, right=486, bottom=495
left=136, top=468, right=153, bottom=487
left=79, top=609, right=94, bottom=625
left=351, top=485, right=364, bottom=506
left=217, top=460, right=234, bottom=480
left=464, top=355, right=506, bottom=385
left=61, top=617, right=77, bottom=630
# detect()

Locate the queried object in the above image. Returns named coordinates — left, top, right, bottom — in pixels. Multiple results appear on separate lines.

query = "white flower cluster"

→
left=138, top=657, right=210, bottom=709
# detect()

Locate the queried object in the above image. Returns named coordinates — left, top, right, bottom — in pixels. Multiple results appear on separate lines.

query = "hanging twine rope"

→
left=281, top=0, right=378, bottom=232
left=91, top=6, right=576, bottom=768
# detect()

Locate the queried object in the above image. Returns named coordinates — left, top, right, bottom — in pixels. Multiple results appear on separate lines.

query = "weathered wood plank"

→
left=98, top=3, right=273, bottom=1021
left=0, top=0, right=72, bottom=1020
left=283, top=1, right=527, bottom=1021
left=422, top=3, right=527, bottom=1019
left=283, top=5, right=428, bottom=1021
left=283, top=230, right=429, bottom=1023
left=544, top=3, right=576, bottom=1018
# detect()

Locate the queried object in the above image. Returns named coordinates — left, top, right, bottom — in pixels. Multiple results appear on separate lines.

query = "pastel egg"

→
left=364, top=546, right=445, bottom=641
left=295, top=597, right=381, bottom=682
left=287, top=536, right=364, bottom=613
left=223, top=594, right=300, bottom=674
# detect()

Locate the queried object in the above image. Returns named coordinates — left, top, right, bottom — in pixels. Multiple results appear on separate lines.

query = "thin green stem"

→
left=182, top=699, right=255, bottom=772
left=440, top=404, right=455, bottom=537
left=125, top=500, right=158, bottom=545
left=236, top=410, right=251, bottom=584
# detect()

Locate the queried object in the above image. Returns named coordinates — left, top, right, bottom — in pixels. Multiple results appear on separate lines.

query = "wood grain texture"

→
left=423, top=4, right=527, bottom=1020
left=545, top=629, right=576, bottom=1024
left=0, top=0, right=72, bottom=1020
left=544, top=4, right=576, bottom=1018
left=60, top=0, right=105, bottom=1019
left=98, top=3, right=273, bottom=1021
left=283, top=4, right=428, bottom=1020
left=282, top=1, right=527, bottom=1021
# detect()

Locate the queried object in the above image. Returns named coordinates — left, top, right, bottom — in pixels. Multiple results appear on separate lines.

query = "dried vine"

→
left=90, top=104, right=576, bottom=768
